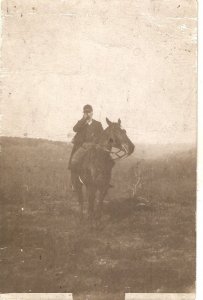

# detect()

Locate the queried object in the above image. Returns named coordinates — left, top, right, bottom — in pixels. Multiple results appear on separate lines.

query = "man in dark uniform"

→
left=68, top=104, right=103, bottom=189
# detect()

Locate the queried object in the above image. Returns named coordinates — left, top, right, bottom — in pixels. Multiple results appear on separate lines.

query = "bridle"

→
left=109, top=146, right=129, bottom=160
left=101, top=145, right=129, bottom=160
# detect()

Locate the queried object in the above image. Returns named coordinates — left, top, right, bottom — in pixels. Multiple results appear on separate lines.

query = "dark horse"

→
left=71, top=117, right=135, bottom=224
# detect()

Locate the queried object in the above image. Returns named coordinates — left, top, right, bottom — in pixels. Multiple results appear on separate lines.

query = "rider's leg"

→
left=71, top=147, right=86, bottom=168
left=70, top=146, right=87, bottom=191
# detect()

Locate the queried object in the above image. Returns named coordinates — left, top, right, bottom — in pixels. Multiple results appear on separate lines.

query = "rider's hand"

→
left=83, top=113, right=89, bottom=121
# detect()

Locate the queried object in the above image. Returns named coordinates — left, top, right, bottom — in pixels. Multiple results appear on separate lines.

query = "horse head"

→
left=101, top=118, right=135, bottom=159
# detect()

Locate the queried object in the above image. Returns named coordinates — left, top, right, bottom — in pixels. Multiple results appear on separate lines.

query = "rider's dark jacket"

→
left=68, top=118, right=103, bottom=168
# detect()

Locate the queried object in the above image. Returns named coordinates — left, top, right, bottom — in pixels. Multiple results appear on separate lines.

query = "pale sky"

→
left=1, top=0, right=197, bottom=144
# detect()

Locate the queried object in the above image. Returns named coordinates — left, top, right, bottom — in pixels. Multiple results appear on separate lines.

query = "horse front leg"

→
left=71, top=170, right=84, bottom=220
left=77, top=184, right=84, bottom=220
left=96, top=188, right=108, bottom=226
left=86, top=186, right=96, bottom=225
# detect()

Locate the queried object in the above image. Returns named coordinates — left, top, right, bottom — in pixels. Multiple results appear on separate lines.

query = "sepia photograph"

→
left=0, top=0, right=197, bottom=299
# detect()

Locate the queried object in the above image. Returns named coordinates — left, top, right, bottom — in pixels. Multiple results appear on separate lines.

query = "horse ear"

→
left=106, top=118, right=112, bottom=126
left=118, top=118, right=121, bottom=126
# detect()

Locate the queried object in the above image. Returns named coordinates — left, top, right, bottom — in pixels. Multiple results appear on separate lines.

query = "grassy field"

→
left=0, top=137, right=196, bottom=298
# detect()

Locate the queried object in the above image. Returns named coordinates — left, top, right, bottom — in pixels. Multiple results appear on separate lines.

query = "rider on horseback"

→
left=68, top=108, right=135, bottom=221
left=68, top=104, right=104, bottom=190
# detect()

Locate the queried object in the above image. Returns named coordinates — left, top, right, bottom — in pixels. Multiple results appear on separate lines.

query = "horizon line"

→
left=0, top=135, right=197, bottom=146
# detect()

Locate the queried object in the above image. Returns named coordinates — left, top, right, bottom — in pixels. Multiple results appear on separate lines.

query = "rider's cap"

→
left=83, top=104, right=93, bottom=113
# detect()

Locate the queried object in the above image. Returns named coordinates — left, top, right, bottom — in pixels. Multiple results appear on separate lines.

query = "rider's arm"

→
left=73, top=118, right=87, bottom=132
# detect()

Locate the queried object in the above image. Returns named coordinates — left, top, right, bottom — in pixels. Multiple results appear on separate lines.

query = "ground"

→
left=0, top=137, right=196, bottom=299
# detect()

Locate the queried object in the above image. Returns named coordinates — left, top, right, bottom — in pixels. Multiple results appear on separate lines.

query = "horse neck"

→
left=98, top=131, right=112, bottom=151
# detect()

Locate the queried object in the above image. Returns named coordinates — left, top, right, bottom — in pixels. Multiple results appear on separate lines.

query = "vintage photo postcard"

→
left=0, top=0, right=197, bottom=299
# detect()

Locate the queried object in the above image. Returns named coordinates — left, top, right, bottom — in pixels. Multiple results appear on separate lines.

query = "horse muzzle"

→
left=122, top=143, right=135, bottom=156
